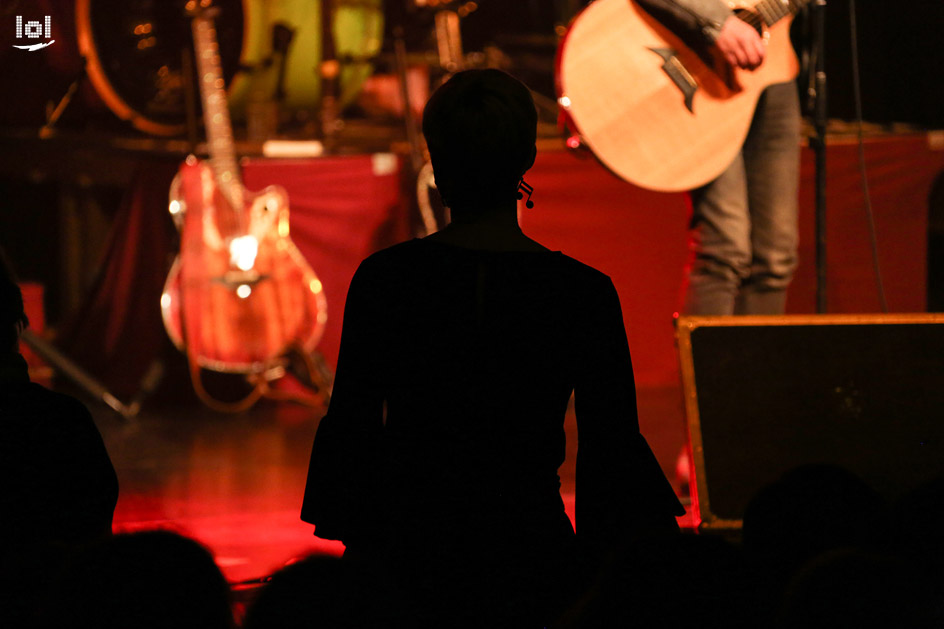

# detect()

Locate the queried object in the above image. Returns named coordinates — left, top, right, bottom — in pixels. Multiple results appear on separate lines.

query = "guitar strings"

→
left=749, top=0, right=808, bottom=27
left=755, top=2, right=777, bottom=25
left=739, top=10, right=763, bottom=30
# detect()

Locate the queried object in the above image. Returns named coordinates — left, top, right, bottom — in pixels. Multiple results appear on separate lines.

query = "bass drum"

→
left=229, top=0, right=384, bottom=118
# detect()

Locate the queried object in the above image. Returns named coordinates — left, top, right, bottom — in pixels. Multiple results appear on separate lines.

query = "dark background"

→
left=2, top=1, right=942, bottom=130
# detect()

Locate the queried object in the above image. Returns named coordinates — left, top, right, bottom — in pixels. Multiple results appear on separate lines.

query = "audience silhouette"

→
left=301, top=69, right=683, bottom=627
left=556, top=533, right=751, bottom=628
left=51, top=530, right=233, bottom=629
left=242, top=554, right=377, bottom=629
left=741, top=464, right=891, bottom=608
left=0, top=249, right=118, bottom=628
left=778, top=548, right=929, bottom=628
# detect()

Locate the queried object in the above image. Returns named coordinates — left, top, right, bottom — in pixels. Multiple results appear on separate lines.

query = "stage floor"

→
left=89, top=384, right=689, bottom=584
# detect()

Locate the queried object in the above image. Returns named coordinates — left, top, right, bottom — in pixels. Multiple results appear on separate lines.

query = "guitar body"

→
left=162, top=158, right=327, bottom=372
left=556, top=0, right=799, bottom=192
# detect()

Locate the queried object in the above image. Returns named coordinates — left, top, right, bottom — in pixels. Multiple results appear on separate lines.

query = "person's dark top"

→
left=0, top=352, right=118, bottom=547
left=302, top=238, right=682, bottom=569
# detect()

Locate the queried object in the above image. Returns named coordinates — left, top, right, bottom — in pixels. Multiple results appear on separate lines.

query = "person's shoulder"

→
left=346, top=240, right=427, bottom=293
left=1, top=382, right=98, bottom=440
left=346, top=240, right=408, bottom=278
left=554, top=253, right=614, bottom=287
left=24, top=383, right=95, bottom=421
left=358, top=239, right=423, bottom=269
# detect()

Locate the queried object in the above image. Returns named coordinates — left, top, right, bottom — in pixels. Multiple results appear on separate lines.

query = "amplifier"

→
left=676, top=314, right=944, bottom=529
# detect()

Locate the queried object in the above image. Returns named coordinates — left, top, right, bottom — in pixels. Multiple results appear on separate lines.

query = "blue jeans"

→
left=682, top=81, right=801, bottom=315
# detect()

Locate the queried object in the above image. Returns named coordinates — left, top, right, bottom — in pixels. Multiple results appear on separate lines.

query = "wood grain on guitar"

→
left=557, top=0, right=804, bottom=192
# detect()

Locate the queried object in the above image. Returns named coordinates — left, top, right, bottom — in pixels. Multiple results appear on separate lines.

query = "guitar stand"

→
left=20, top=330, right=162, bottom=421
left=186, top=347, right=333, bottom=414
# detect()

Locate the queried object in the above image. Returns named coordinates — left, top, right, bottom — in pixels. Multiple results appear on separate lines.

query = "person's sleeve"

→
left=573, top=277, right=684, bottom=566
left=301, top=260, right=386, bottom=544
left=635, top=0, right=733, bottom=42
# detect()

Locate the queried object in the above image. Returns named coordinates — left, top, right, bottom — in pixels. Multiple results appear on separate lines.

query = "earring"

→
left=516, top=179, right=534, bottom=209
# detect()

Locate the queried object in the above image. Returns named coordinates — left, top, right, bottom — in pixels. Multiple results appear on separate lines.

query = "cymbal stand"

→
left=320, top=0, right=341, bottom=151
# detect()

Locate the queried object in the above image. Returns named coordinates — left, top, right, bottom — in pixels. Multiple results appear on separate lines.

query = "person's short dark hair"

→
left=243, top=554, right=377, bottom=629
left=742, top=463, right=891, bottom=594
left=778, top=549, right=930, bottom=628
left=0, top=249, right=28, bottom=353
left=53, top=530, right=234, bottom=629
left=422, top=69, right=537, bottom=210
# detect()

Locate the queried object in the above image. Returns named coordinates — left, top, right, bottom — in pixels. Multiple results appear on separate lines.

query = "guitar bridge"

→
left=649, top=47, right=697, bottom=113
left=217, top=270, right=264, bottom=288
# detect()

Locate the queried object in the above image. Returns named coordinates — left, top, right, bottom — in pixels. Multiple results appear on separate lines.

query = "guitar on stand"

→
left=557, top=0, right=810, bottom=192
left=161, top=0, right=330, bottom=412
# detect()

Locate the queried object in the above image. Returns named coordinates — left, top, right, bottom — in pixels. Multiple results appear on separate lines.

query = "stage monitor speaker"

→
left=676, top=314, right=944, bottom=530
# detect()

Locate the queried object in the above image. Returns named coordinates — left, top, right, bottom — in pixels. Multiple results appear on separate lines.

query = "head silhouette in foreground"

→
left=423, top=68, right=537, bottom=218
left=54, top=530, right=234, bottom=629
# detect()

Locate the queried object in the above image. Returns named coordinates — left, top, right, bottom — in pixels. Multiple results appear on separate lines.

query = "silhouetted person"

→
left=0, top=250, right=118, bottom=627
left=741, top=464, right=891, bottom=622
left=558, top=534, right=752, bottom=629
left=51, top=530, right=233, bottom=629
left=892, top=477, right=944, bottom=624
left=243, top=554, right=376, bottom=629
left=302, top=70, right=683, bottom=626
left=778, top=549, right=930, bottom=628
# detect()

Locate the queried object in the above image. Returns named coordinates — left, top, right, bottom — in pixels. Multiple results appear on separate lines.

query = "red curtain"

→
left=60, top=138, right=940, bottom=398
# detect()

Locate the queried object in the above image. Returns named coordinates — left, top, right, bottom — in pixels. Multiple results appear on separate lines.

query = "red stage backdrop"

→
left=63, top=134, right=942, bottom=398
left=241, top=154, right=408, bottom=376
left=524, top=134, right=943, bottom=387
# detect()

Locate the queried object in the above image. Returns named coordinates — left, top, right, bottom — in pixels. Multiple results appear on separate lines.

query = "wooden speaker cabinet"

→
left=676, top=314, right=944, bottom=530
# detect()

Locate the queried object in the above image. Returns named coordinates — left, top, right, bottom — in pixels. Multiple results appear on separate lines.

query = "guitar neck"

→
left=191, top=9, right=243, bottom=209
left=750, top=0, right=811, bottom=27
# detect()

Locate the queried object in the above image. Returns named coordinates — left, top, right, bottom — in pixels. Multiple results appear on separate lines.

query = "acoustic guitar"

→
left=161, top=2, right=327, bottom=406
left=556, top=0, right=809, bottom=192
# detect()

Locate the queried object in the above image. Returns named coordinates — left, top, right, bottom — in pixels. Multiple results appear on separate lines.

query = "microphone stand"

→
left=319, top=0, right=340, bottom=152
left=809, top=0, right=828, bottom=313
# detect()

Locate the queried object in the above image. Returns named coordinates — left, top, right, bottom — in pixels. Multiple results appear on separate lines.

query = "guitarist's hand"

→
left=715, top=15, right=766, bottom=70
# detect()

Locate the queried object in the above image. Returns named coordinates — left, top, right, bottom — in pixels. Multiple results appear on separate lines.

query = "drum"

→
left=76, top=0, right=383, bottom=136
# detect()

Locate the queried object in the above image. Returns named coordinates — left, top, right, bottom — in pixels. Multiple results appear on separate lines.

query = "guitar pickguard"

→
left=648, top=47, right=698, bottom=113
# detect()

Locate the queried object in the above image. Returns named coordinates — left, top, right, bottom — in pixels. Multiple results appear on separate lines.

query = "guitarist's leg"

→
left=682, top=155, right=752, bottom=316
left=736, top=81, right=801, bottom=315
